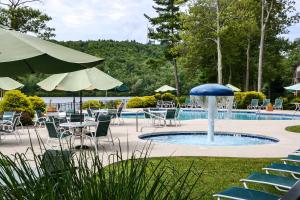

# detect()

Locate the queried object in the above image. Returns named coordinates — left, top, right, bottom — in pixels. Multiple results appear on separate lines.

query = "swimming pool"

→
left=122, top=110, right=300, bottom=120
left=139, top=131, right=279, bottom=147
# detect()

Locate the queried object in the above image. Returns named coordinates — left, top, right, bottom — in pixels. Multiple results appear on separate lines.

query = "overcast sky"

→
left=34, top=0, right=300, bottom=43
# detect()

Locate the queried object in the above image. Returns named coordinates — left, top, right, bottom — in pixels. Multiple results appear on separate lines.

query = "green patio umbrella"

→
left=0, top=27, right=104, bottom=76
left=37, top=67, right=123, bottom=117
left=225, top=84, right=241, bottom=92
left=155, top=85, right=177, bottom=93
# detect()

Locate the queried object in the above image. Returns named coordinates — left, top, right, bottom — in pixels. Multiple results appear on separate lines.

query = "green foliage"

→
left=82, top=100, right=103, bottom=109
left=0, top=2, right=55, bottom=39
left=126, top=97, right=144, bottom=108
left=154, top=93, right=161, bottom=100
left=104, top=100, right=122, bottom=109
left=28, top=96, right=46, bottom=112
left=127, top=96, right=157, bottom=108
left=161, top=92, right=176, bottom=101
left=0, top=140, right=199, bottom=199
left=143, top=96, right=157, bottom=107
left=234, top=91, right=266, bottom=108
left=0, top=90, right=34, bottom=125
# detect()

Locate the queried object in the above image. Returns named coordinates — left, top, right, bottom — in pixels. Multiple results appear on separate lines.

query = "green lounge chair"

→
left=85, top=119, right=113, bottom=154
left=259, top=99, right=270, bottom=109
left=213, top=187, right=279, bottom=200
left=263, top=163, right=300, bottom=179
left=45, top=121, right=72, bottom=147
left=164, top=108, right=181, bottom=126
left=247, top=99, right=259, bottom=110
left=240, top=172, right=298, bottom=192
left=70, top=114, right=84, bottom=122
left=274, top=98, right=283, bottom=110
left=281, top=155, right=300, bottom=163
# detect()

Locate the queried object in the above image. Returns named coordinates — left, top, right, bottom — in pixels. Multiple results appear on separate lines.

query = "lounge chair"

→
left=164, top=108, right=181, bottom=126
left=85, top=118, right=114, bottom=154
left=45, top=121, right=73, bottom=148
left=247, top=99, right=259, bottom=110
left=213, top=186, right=279, bottom=200
left=240, top=172, right=298, bottom=192
left=70, top=114, right=84, bottom=122
left=0, top=112, right=22, bottom=142
left=274, top=98, right=283, bottom=110
left=34, top=110, right=46, bottom=127
left=107, top=102, right=124, bottom=125
left=259, top=99, right=270, bottom=109
left=263, top=163, right=300, bottom=179
left=282, top=155, right=300, bottom=163
left=2, top=111, right=15, bottom=121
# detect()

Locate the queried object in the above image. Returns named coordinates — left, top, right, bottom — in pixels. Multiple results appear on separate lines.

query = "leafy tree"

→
left=144, top=0, right=187, bottom=96
left=0, top=0, right=55, bottom=39
left=257, top=0, right=299, bottom=91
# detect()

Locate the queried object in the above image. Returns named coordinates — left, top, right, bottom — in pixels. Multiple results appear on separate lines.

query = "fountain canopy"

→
left=190, top=84, right=234, bottom=96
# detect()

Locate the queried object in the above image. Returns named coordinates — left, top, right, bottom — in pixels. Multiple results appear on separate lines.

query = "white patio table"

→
left=60, top=121, right=97, bottom=149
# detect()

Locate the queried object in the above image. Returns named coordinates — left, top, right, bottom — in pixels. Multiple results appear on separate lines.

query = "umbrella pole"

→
left=80, top=91, right=83, bottom=123
left=73, top=94, right=76, bottom=114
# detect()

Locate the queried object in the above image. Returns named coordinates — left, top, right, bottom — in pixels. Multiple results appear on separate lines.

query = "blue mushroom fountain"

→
left=190, top=84, right=234, bottom=143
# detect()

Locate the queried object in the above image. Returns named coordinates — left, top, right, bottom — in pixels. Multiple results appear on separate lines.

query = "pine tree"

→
left=145, top=0, right=186, bottom=96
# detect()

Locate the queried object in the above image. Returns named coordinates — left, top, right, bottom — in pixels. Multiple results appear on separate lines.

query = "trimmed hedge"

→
left=82, top=100, right=103, bottom=109
left=234, top=91, right=266, bottom=109
left=127, top=96, right=157, bottom=108
left=161, top=93, right=176, bottom=101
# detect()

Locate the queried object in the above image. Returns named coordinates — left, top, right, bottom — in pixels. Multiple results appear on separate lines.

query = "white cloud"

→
left=31, top=0, right=300, bottom=42
left=31, top=0, right=156, bottom=43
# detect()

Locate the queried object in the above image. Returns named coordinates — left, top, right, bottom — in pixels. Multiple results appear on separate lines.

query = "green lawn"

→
left=149, top=157, right=282, bottom=199
left=285, top=125, right=300, bottom=133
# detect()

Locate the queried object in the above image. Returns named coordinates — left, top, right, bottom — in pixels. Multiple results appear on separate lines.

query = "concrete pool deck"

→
left=1, top=109, right=300, bottom=159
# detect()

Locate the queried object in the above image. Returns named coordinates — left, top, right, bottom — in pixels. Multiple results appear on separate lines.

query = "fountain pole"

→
left=207, top=96, right=216, bottom=143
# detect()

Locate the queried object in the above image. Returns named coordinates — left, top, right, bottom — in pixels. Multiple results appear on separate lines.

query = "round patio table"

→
left=60, top=121, right=97, bottom=149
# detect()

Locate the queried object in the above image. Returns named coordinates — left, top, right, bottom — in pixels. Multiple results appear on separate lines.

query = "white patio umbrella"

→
left=37, top=67, right=123, bottom=120
left=284, top=83, right=300, bottom=91
left=155, top=85, right=177, bottom=93
left=225, top=84, right=241, bottom=92
left=0, top=77, right=24, bottom=98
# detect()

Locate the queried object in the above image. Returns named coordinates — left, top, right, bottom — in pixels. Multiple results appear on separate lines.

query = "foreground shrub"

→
left=0, top=90, right=34, bottom=125
left=82, top=100, right=103, bottom=109
left=28, top=96, right=46, bottom=112
left=234, top=91, right=266, bottom=109
left=0, top=137, right=200, bottom=199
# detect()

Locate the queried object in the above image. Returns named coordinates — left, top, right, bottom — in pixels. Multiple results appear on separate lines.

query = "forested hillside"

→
left=18, top=40, right=176, bottom=96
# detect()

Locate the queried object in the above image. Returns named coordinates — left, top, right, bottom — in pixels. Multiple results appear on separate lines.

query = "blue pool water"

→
left=139, top=132, right=278, bottom=147
left=122, top=110, right=300, bottom=120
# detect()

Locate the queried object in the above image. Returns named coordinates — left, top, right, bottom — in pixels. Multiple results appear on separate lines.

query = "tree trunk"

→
left=216, top=0, right=222, bottom=84
left=228, top=65, right=232, bottom=84
left=258, top=0, right=270, bottom=92
left=173, top=58, right=180, bottom=96
left=245, top=37, right=251, bottom=91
